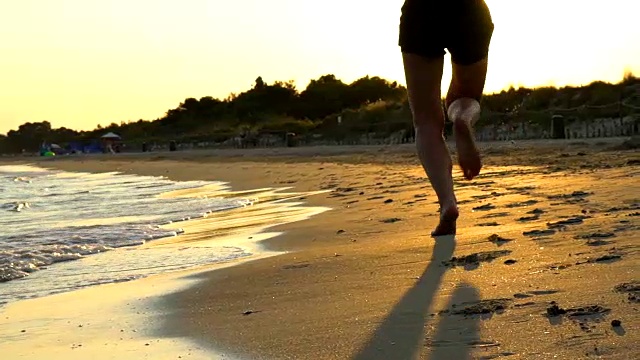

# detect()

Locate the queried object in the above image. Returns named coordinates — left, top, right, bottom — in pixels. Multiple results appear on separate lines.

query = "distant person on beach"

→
left=399, top=0, right=494, bottom=236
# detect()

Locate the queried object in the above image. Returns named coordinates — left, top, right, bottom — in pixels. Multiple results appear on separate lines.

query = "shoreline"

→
left=0, top=163, right=331, bottom=304
left=0, top=163, right=332, bottom=359
left=2, top=139, right=639, bottom=359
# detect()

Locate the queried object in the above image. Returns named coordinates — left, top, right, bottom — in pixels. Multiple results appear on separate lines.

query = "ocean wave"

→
left=1, top=201, right=31, bottom=212
left=0, top=165, right=246, bottom=292
left=0, top=223, right=184, bottom=283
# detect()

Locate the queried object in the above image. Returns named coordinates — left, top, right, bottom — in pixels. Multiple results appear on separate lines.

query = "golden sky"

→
left=1, top=0, right=638, bottom=134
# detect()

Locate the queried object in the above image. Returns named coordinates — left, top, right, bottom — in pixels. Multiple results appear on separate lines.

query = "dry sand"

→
left=3, top=138, right=639, bottom=359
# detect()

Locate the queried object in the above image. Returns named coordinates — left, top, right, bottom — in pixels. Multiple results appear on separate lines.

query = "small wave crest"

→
left=1, top=201, right=31, bottom=212
left=0, top=223, right=184, bottom=282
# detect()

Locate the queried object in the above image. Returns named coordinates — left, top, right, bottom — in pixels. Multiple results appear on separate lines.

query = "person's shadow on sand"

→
left=353, top=235, right=481, bottom=360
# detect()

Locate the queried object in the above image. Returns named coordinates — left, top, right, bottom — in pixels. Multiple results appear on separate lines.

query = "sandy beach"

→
left=2, top=138, right=639, bottom=359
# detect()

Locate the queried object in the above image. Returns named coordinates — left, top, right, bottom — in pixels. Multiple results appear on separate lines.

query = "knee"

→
left=411, top=105, right=445, bottom=129
left=414, top=119, right=444, bottom=137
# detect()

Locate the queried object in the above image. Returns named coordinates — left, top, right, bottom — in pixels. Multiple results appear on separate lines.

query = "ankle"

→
left=440, top=204, right=459, bottom=221
left=440, top=198, right=458, bottom=211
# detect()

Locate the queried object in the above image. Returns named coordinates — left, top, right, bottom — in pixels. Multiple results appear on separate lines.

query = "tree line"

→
left=1, top=72, right=638, bottom=153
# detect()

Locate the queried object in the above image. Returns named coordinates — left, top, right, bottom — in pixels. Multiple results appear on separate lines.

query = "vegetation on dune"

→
left=1, top=72, right=638, bottom=154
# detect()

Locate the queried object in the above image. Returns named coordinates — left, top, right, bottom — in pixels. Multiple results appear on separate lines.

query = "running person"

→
left=399, top=0, right=494, bottom=236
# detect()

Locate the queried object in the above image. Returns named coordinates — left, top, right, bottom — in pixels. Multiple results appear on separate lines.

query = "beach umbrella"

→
left=101, top=132, right=121, bottom=139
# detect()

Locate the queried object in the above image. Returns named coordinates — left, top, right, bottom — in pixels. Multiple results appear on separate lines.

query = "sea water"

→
left=0, top=164, right=263, bottom=305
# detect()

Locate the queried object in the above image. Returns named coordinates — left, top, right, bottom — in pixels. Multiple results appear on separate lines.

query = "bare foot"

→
left=431, top=206, right=459, bottom=237
left=454, top=118, right=482, bottom=180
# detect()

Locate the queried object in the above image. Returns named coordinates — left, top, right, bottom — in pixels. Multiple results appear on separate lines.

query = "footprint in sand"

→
left=505, top=185, right=537, bottom=193
left=574, top=232, right=616, bottom=246
left=545, top=302, right=610, bottom=320
left=518, top=215, right=540, bottom=222
left=605, top=203, right=640, bottom=214
left=528, top=208, right=546, bottom=215
left=366, top=196, right=385, bottom=201
left=380, top=218, right=402, bottom=224
left=442, top=250, right=512, bottom=269
left=546, top=216, right=588, bottom=229
left=472, top=203, right=496, bottom=211
left=585, top=254, right=623, bottom=264
left=519, top=208, right=546, bottom=222
left=454, top=180, right=495, bottom=189
left=381, top=189, right=401, bottom=194
left=442, top=298, right=512, bottom=316
left=613, top=222, right=639, bottom=233
left=523, top=229, right=556, bottom=237
left=505, top=199, right=539, bottom=208
left=487, top=234, right=513, bottom=246
left=471, top=192, right=504, bottom=200
left=277, top=180, right=298, bottom=185
left=481, top=212, right=510, bottom=219
left=547, top=190, right=592, bottom=205
left=513, top=289, right=560, bottom=299
left=282, top=263, right=310, bottom=270
left=478, top=222, right=500, bottom=227
left=546, top=303, right=612, bottom=331
left=614, top=281, right=640, bottom=303
left=335, top=187, right=357, bottom=193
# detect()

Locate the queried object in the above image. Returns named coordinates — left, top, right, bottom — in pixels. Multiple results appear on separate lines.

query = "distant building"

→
left=563, top=115, right=639, bottom=139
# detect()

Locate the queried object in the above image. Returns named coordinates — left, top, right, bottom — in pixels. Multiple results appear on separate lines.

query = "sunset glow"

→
left=1, top=0, right=638, bottom=133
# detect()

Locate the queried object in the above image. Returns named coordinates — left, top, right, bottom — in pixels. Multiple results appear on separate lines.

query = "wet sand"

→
left=6, top=138, right=640, bottom=359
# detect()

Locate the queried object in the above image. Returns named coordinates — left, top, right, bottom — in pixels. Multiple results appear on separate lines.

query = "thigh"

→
left=402, top=53, right=444, bottom=126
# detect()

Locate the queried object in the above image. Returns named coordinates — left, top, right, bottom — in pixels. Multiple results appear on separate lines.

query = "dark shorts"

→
left=399, top=0, right=494, bottom=65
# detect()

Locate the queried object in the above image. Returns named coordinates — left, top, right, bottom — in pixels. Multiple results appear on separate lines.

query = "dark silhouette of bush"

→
left=1, top=73, right=638, bottom=153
